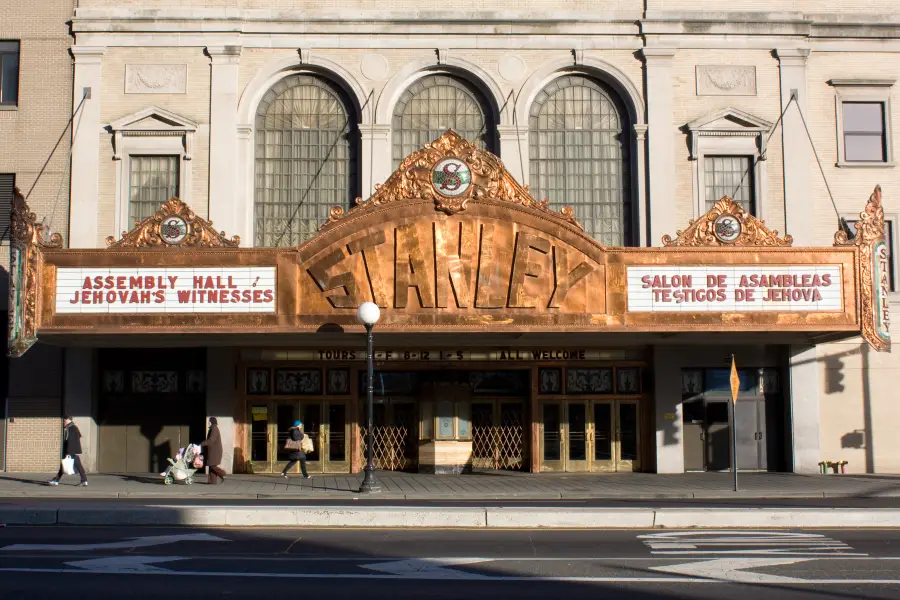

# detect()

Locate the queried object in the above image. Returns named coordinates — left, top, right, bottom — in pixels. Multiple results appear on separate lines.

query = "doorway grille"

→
left=358, top=425, right=412, bottom=471
left=472, top=406, right=525, bottom=471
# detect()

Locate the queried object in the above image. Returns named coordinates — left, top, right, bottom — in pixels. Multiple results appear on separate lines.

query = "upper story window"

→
left=842, top=102, right=887, bottom=162
left=392, top=74, right=495, bottom=168
left=704, top=155, right=755, bottom=215
left=830, top=79, right=895, bottom=168
left=0, top=174, right=14, bottom=241
left=686, top=108, right=772, bottom=219
left=0, top=41, right=20, bottom=107
left=129, top=155, right=180, bottom=224
left=254, top=74, right=357, bottom=247
left=529, top=75, right=633, bottom=246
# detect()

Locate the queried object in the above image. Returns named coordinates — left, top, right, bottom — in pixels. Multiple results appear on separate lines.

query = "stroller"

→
left=161, top=444, right=204, bottom=485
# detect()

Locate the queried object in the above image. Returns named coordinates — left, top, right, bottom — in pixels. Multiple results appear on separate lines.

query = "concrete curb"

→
left=4, top=505, right=900, bottom=528
left=4, top=490, right=900, bottom=500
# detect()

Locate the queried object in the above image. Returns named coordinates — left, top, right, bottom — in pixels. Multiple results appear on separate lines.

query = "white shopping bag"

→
left=61, top=455, right=75, bottom=476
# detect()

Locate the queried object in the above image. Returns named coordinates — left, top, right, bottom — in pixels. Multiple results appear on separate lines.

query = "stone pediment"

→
left=321, top=129, right=582, bottom=232
left=109, top=107, right=198, bottom=160
left=106, top=197, right=239, bottom=249
left=109, top=106, right=199, bottom=132
left=687, top=107, right=772, bottom=132
left=686, top=108, right=773, bottom=160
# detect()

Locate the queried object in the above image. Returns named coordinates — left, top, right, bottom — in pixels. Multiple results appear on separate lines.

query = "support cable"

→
left=2, top=91, right=88, bottom=243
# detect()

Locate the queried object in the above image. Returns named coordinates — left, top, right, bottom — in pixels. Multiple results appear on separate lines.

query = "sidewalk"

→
left=2, top=470, right=900, bottom=500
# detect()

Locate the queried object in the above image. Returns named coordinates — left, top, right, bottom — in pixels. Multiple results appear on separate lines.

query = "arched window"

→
left=254, top=74, right=357, bottom=247
left=392, top=74, right=495, bottom=167
left=529, top=75, right=632, bottom=246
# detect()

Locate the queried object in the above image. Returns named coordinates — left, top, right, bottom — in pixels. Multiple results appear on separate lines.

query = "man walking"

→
left=48, top=416, right=88, bottom=487
left=201, top=417, right=227, bottom=484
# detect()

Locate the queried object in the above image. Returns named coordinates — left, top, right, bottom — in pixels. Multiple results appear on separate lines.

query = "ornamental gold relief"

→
left=106, top=197, right=240, bottom=249
left=321, top=130, right=581, bottom=231
left=663, top=196, right=792, bottom=247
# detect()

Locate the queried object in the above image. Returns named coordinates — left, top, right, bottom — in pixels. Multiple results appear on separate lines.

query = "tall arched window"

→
left=529, top=75, right=632, bottom=246
left=255, top=74, right=357, bottom=247
left=392, top=74, right=495, bottom=167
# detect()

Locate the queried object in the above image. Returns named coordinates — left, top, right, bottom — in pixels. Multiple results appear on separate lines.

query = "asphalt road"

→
left=2, top=527, right=900, bottom=599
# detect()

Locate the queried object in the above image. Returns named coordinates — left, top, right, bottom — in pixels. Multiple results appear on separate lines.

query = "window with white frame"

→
left=129, top=155, right=180, bottom=224
left=254, top=74, right=357, bottom=247
left=830, top=79, right=895, bottom=167
left=704, top=155, right=755, bottom=215
left=528, top=75, right=633, bottom=246
left=109, top=107, right=197, bottom=234
left=0, top=41, right=19, bottom=107
left=392, top=74, right=495, bottom=169
left=686, top=108, right=772, bottom=219
left=842, top=102, right=887, bottom=163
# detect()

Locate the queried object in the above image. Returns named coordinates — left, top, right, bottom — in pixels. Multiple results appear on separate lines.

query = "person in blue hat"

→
left=281, top=420, right=311, bottom=479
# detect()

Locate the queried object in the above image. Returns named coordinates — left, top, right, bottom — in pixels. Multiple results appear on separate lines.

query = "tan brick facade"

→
left=1, top=1, right=72, bottom=472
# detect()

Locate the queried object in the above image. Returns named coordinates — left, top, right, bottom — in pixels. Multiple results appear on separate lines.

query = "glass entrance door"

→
left=540, top=402, right=563, bottom=472
left=592, top=401, right=615, bottom=472
left=249, top=404, right=271, bottom=473
left=589, top=400, right=640, bottom=472
left=324, top=401, right=349, bottom=472
left=565, top=401, right=590, bottom=472
left=273, top=401, right=297, bottom=475
left=616, top=400, right=640, bottom=472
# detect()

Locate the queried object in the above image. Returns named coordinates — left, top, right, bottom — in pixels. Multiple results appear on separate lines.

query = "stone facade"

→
left=4, top=1, right=900, bottom=474
left=0, top=0, right=74, bottom=471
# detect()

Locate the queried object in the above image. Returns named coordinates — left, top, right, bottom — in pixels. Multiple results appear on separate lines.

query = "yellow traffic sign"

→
left=730, top=356, right=740, bottom=404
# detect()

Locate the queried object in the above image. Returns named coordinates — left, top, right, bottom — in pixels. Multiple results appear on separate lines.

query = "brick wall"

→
left=5, top=344, right=63, bottom=472
left=0, top=0, right=74, bottom=266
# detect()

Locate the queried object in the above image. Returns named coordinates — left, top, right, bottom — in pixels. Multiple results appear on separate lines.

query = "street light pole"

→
left=357, top=302, right=381, bottom=494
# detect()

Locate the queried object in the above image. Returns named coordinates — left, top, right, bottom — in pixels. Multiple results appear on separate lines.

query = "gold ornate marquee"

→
left=835, top=185, right=891, bottom=352
left=662, top=196, right=793, bottom=247
left=8, top=189, right=63, bottom=357
left=322, top=129, right=581, bottom=230
left=106, top=197, right=240, bottom=248
left=4, top=132, right=891, bottom=356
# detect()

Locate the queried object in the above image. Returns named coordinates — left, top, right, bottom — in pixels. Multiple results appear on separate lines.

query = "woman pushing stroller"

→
left=281, top=420, right=312, bottom=480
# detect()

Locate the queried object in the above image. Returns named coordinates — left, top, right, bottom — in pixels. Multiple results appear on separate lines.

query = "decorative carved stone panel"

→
left=125, top=65, right=188, bottom=94
left=696, top=65, right=757, bottom=96
left=274, top=369, right=322, bottom=395
left=566, top=368, right=613, bottom=394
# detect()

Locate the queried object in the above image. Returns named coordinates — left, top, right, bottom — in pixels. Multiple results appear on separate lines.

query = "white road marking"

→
left=650, top=557, right=809, bottom=583
left=0, top=533, right=228, bottom=552
left=65, top=556, right=184, bottom=573
left=1, top=566, right=900, bottom=584
left=638, top=531, right=862, bottom=556
left=360, top=558, right=492, bottom=579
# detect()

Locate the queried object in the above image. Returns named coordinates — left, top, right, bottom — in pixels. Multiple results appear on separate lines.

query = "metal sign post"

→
left=729, top=354, right=740, bottom=492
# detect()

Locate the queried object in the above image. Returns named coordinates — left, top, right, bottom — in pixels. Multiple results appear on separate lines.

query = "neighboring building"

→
left=4, top=1, right=900, bottom=475
left=0, top=0, right=74, bottom=471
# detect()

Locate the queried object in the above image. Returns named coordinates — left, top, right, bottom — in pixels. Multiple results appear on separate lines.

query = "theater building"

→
left=3, top=0, right=900, bottom=475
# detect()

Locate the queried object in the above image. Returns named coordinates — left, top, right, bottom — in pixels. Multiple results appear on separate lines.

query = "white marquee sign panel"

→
left=627, top=266, right=843, bottom=313
left=55, top=267, right=276, bottom=314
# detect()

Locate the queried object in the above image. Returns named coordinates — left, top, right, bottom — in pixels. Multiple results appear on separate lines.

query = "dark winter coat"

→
left=62, top=423, right=83, bottom=456
left=287, top=427, right=306, bottom=461
left=201, top=424, right=223, bottom=466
